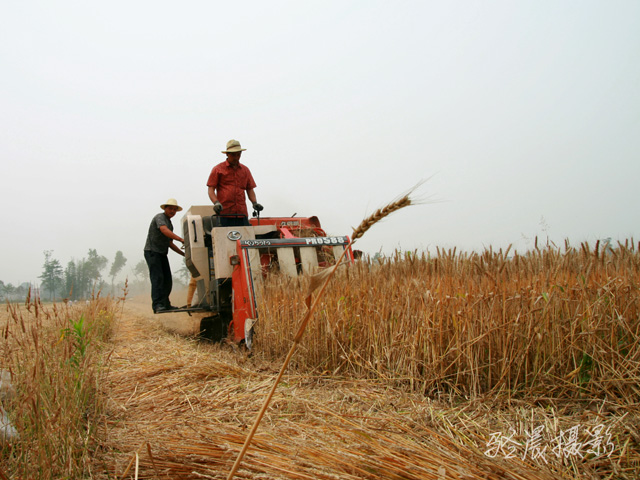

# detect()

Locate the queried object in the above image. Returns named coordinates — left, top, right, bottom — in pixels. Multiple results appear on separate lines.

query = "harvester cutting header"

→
left=180, top=206, right=354, bottom=348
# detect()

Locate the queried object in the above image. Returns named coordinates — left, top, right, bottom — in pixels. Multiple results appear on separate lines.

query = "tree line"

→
left=36, top=249, right=129, bottom=301
left=1, top=250, right=136, bottom=302
left=1, top=250, right=190, bottom=302
left=0, top=281, right=30, bottom=301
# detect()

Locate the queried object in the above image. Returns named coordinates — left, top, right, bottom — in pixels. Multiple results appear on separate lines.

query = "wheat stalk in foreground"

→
left=226, top=188, right=419, bottom=480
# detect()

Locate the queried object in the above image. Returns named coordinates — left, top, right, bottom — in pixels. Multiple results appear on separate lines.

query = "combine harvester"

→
left=164, top=206, right=354, bottom=350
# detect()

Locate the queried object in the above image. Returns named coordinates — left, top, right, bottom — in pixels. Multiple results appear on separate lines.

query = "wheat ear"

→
left=351, top=194, right=412, bottom=242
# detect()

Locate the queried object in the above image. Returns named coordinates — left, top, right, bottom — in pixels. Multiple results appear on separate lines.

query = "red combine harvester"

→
left=173, top=205, right=354, bottom=349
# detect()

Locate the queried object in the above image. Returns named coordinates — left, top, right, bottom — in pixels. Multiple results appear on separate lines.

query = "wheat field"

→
left=257, top=240, right=640, bottom=403
left=1, top=240, right=639, bottom=479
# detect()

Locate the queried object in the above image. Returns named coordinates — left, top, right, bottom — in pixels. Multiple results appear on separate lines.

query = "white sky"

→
left=1, top=1, right=639, bottom=286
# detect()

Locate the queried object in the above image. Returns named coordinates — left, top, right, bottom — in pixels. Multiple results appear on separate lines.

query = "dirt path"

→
left=98, top=297, right=555, bottom=480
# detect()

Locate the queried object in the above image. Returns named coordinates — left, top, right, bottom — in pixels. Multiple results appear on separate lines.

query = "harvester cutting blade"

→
left=244, top=317, right=256, bottom=350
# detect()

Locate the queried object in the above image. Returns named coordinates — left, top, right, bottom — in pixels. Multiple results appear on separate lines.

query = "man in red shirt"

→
left=207, top=139, right=263, bottom=227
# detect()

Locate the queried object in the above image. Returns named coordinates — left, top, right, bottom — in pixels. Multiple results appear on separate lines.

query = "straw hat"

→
left=160, top=198, right=183, bottom=211
left=222, top=139, right=247, bottom=153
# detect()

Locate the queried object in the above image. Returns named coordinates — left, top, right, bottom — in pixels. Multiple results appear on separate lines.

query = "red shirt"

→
left=206, top=161, right=257, bottom=217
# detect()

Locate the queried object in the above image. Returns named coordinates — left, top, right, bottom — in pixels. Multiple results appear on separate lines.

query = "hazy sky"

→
left=1, top=1, right=639, bottom=286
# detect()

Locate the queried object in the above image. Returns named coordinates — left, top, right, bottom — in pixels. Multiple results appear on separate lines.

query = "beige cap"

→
left=222, top=139, right=247, bottom=153
left=160, top=198, right=183, bottom=211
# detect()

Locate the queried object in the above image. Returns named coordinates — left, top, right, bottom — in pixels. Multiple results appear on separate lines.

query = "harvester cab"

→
left=176, top=205, right=354, bottom=349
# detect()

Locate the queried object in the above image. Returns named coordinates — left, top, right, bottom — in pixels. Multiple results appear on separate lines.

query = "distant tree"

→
left=16, top=283, right=28, bottom=298
left=176, top=265, right=191, bottom=285
left=63, top=249, right=108, bottom=300
left=39, top=250, right=64, bottom=301
left=64, top=259, right=78, bottom=299
left=85, top=249, right=108, bottom=284
left=133, top=259, right=149, bottom=282
left=66, top=258, right=92, bottom=300
left=3, top=283, right=16, bottom=299
left=109, top=251, right=127, bottom=291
